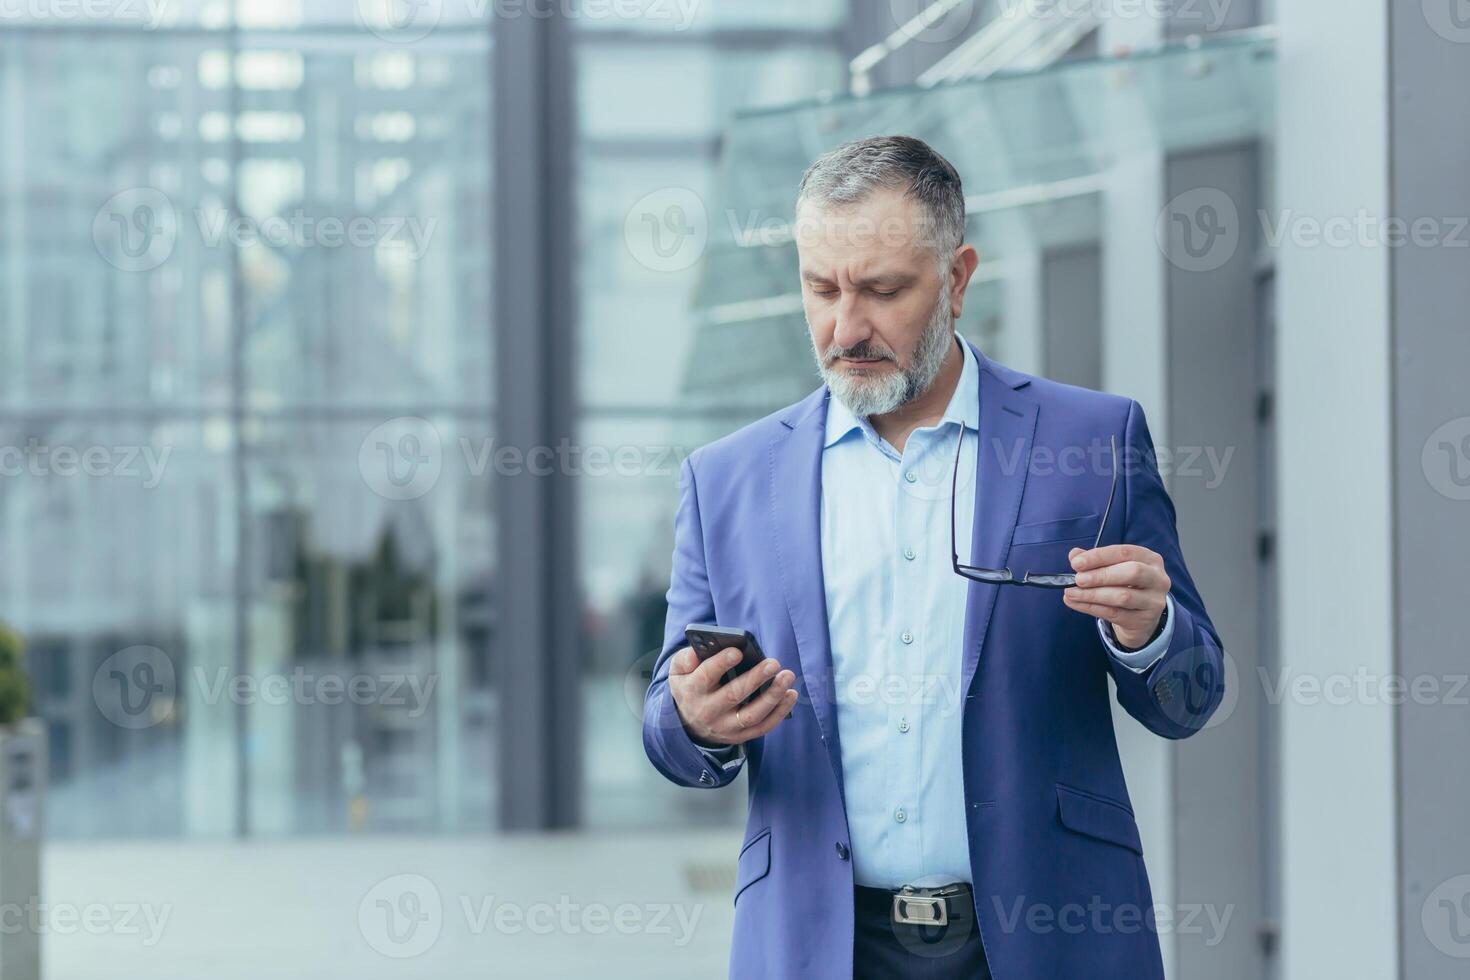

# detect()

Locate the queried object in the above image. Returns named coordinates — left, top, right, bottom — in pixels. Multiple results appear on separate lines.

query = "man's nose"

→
left=831, top=296, right=872, bottom=351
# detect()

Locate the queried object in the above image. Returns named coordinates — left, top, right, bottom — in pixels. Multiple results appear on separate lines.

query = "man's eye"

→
left=873, top=290, right=898, bottom=298
left=812, top=288, right=838, bottom=297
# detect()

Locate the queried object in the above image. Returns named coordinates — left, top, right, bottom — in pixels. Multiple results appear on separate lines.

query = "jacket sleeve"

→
left=1106, top=398, right=1228, bottom=739
left=641, top=452, right=743, bottom=788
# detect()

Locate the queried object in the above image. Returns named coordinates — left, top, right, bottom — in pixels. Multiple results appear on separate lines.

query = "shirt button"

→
left=900, top=631, right=914, bottom=645
left=898, top=719, right=910, bottom=733
left=904, top=470, right=917, bottom=483
left=903, top=547, right=916, bottom=560
left=894, top=807, right=907, bottom=823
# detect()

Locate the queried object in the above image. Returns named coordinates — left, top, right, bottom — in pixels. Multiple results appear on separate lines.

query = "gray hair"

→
left=795, top=135, right=966, bottom=273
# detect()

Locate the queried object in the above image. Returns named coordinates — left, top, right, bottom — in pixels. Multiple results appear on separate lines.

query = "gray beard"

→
left=813, top=290, right=956, bottom=418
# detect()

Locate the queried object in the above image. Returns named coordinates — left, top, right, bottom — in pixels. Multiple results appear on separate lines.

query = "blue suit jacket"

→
left=643, top=339, right=1226, bottom=979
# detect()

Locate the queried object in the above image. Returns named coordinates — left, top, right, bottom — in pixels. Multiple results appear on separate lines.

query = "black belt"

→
left=854, top=882, right=973, bottom=927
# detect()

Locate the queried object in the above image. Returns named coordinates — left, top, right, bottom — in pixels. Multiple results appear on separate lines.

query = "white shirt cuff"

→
left=1098, top=593, right=1176, bottom=673
left=694, top=739, right=746, bottom=772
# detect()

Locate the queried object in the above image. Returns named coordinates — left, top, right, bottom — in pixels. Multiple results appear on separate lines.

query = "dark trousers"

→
left=852, top=885, right=992, bottom=980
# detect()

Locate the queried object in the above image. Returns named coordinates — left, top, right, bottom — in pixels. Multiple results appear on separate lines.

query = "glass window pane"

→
left=235, top=35, right=493, bottom=410
left=575, top=31, right=852, bottom=829
left=0, top=36, right=235, bottom=412
left=0, top=420, right=235, bottom=838
left=241, top=414, right=497, bottom=834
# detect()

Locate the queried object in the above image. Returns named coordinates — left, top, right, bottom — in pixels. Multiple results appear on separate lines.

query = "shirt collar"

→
left=823, top=335, right=980, bottom=449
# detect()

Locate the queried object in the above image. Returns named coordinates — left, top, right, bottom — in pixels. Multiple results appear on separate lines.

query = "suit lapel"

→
left=960, top=340, right=1038, bottom=699
left=768, top=387, right=847, bottom=805
left=767, top=344, right=1038, bottom=801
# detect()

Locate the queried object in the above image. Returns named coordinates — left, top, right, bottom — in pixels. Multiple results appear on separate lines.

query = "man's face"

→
left=796, top=187, right=958, bottom=417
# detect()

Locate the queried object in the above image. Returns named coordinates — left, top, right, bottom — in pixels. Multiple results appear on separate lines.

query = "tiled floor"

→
left=39, top=830, right=742, bottom=979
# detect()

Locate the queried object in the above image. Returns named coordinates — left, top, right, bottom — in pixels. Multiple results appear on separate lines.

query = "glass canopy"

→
left=681, top=30, right=1277, bottom=411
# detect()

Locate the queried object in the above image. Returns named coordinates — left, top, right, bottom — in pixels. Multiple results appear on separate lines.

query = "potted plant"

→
left=0, top=622, right=43, bottom=980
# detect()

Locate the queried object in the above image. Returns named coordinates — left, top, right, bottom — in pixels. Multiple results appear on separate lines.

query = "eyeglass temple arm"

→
left=1092, top=434, right=1118, bottom=550
left=950, top=423, right=963, bottom=565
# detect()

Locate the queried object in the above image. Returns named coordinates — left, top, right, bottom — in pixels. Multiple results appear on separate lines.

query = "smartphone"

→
left=685, top=623, right=771, bottom=700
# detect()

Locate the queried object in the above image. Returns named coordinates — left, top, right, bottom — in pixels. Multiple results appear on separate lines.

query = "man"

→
left=642, top=135, right=1224, bottom=979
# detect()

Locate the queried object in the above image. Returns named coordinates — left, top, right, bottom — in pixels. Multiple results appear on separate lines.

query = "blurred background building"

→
left=0, top=0, right=1466, bottom=977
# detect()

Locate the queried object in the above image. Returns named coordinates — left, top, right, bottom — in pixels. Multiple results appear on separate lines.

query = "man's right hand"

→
left=668, top=646, right=798, bottom=747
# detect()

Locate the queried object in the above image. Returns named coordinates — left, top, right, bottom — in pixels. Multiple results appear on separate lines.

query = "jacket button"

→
left=835, top=842, right=849, bottom=860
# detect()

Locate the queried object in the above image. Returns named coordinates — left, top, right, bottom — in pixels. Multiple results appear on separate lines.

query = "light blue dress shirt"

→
left=693, top=338, right=1174, bottom=887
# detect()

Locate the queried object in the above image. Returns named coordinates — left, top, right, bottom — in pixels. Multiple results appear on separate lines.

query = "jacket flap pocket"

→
left=1012, top=513, right=1100, bottom=546
left=734, top=829, right=772, bottom=905
left=1055, top=784, right=1143, bottom=854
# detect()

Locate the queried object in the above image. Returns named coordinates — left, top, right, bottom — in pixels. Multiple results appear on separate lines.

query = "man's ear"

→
left=949, top=244, right=981, bottom=317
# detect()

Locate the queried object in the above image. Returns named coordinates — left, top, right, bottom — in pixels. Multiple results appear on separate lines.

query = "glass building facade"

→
left=0, top=0, right=867, bottom=838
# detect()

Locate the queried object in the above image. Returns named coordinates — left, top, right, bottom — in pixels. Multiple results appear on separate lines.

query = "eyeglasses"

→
left=949, top=428, right=1117, bottom=589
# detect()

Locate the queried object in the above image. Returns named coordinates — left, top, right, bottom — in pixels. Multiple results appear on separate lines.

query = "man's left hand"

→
left=1063, top=545, right=1171, bottom=649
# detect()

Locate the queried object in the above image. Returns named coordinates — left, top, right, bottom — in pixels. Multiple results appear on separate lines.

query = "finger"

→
left=668, top=646, right=699, bottom=676
left=1070, top=544, right=1163, bottom=571
left=1063, top=586, right=1155, bottom=611
left=734, top=686, right=799, bottom=741
left=735, top=670, right=796, bottom=724
left=1061, top=596, right=1125, bottom=619
left=694, top=646, right=744, bottom=693
left=1074, top=561, right=1169, bottom=591
left=722, top=658, right=782, bottom=707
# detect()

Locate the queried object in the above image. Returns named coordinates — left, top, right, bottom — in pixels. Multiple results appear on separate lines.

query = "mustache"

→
left=823, top=341, right=897, bottom=364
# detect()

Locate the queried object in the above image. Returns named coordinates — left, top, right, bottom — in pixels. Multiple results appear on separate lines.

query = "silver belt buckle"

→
left=892, top=886, right=948, bottom=927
